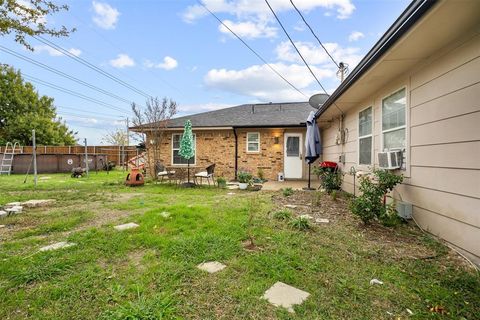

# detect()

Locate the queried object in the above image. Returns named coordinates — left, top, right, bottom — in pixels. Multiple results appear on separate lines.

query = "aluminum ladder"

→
left=0, top=142, right=21, bottom=175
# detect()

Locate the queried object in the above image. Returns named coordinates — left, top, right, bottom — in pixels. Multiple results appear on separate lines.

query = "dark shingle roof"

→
left=137, top=102, right=319, bottom=129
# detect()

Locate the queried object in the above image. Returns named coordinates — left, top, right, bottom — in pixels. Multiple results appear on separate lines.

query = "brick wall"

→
left=146, top=127, right=307, bottom=181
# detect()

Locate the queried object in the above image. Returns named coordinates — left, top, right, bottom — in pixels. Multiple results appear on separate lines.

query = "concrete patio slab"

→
left=39, top=241, right=76, bottom=252
left=197, top=261, right=226, bottom=273
left=262, top=281, right=310, bottom=313
left=114, top=222, right=139, bottom=231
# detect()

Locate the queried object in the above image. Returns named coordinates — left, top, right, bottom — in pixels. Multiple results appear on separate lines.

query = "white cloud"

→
left=33, top=45, right=82, bottom=57
left=348, top=31, right=364, bottom=42
left=183, top=0, right=355, bottom=23
left=109, top=54, right=135, bottom=68
left=219, top=19, right=277, bottom=39
left=275, top=40, right=362, bottom=69
left=204, top=63, right=333, bottom=101
left=92, top=1, right=120, bottom=30
left=144, top=56, right=178, bottom=70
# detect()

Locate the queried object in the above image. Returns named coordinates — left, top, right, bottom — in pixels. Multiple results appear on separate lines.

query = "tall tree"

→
left=101, top=127, right=128, bottom=146
left=131, top=97, right=177, bottom=177
left=0, top=64, right=77, bottom=146
left=1, top=0, right=74, bottom=50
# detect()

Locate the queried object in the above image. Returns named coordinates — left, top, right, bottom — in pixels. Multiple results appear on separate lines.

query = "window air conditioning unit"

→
left=378, top=150, right=402, bottom=170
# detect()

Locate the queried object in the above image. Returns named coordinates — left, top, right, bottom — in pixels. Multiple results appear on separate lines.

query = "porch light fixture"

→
left=274, top=136, right=280, bottom=144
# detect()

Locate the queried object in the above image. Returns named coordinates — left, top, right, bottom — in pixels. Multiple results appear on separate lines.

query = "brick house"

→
left=131, top=101, right=326, bottom=181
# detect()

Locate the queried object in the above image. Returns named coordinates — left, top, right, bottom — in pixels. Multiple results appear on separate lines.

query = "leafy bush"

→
left=237, top=171, right=253, bottom=184
left=273, top=209, right=292, bottom=220
left=314, top=167, right=342, bottom=193
left=282, top=187, right=294, bottom=197
left=290, top=216, right=311, bottom=231
left=350, top=169, right=403, bottom=225
left=216, top=176, right=227, bottom=188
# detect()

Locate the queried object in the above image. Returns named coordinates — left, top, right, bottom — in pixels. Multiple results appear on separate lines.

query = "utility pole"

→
left=84, top=138, right=89, bottom=176
left=32, top=129, right=37, bottom=187
left=126, top=117, right=130, bottom=147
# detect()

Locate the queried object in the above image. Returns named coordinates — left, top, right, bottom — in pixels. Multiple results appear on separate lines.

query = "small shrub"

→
left=290, top=216, right=311, bottom=231
left=350, top=169, right=403, bottom=225
left=282, top=187, right=294, bottom=197
left=321, top=170, right=343, bottom=193
left=216, top=176, right=227, bottom=188
left=331, top=190, right=338, bottom=201
left=311, top=191, right=323, bottom=206
left=273, top=209, right=292, bottom=221
left=380, top=202, right=403, bottom=227
left=237, top=171, right=253, bottom=184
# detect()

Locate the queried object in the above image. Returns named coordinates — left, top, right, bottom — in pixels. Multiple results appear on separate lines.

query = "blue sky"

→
left=2, top=0, right=409, bottom=144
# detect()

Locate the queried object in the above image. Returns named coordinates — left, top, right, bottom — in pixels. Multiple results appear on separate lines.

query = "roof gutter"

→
left=315, top=0, right=438, bottom=119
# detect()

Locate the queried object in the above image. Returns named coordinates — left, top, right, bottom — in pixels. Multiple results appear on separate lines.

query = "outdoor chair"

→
left=156, top=163, right=175, bottom=183
left=194, top=164, right=215, bottom=186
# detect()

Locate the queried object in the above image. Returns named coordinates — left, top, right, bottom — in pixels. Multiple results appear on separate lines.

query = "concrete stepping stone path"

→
left=39, top=241, right=76, bottom=252
left=197, top=261, right=226, bottom=274
left=114, top=222, right=139, bottom=231
left=22, top=199, right=56, bottom=208
left=262, top=281, right=310, bottom=313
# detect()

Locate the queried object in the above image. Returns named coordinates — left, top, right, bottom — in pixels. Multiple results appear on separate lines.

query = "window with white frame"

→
left=382, top=88, right=406, bottom=151
left=358, top=106, right=372, bottom=165
left=172, top=133, right=196, bottom=165
left=246, top=132, right=260, bottom=152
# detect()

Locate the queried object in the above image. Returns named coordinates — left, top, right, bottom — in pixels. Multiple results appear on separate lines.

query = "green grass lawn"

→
left=0, top=171, right=478, bottom=319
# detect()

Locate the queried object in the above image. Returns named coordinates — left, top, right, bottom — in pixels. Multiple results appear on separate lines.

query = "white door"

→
left=284, top=133, right=303, bottom=179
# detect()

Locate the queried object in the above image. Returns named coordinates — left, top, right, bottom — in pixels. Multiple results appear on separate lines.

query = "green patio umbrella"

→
left=179, top=120, right=195, bottom=186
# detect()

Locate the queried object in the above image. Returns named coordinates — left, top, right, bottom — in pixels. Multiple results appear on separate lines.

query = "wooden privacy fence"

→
left=0, top=145, right=137, bottom=166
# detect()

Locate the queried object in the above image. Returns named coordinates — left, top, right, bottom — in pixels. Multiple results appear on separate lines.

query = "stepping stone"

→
left=197, top=261, right=226, bottom=273
left=227, top=185, right=238, bottom=190
left=284, top=204, right=297, bottom=209
left=22, top=199, right=56, bottom=208
left=159, top=211, right=170, bottom=218
left=299, top=214, right=313, bottom=220
left=114, top=222, right=139, bottom=231
left=39, top=177, right=51, bottom=180
left=227, top=192, right=236, bottom=195
left=0, top=211, right=8, bottom=219
left=6, top=206, right=22, bottom=214
left=39, top=241, right=76, bottom=252
left=315, top=218, right=330, bottom=224
left=262, top=281, right=310, bottom=313
left=0, top=224, right=5, bottom=228
left=5, top=202, right=21, bottom=207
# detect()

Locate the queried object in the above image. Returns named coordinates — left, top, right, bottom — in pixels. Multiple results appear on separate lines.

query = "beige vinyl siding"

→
left=320, top=31, right=480, bottom=261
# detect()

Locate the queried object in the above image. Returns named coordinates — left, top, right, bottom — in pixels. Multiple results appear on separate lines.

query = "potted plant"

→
left=216, top=176, right=227, bottom=188
left=237, top=171, right=252, bottom=190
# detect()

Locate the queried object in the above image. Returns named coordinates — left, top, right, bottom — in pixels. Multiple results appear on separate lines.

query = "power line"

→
left=264, top=0, right=326, bottom=93
left=289, top=0, right=339, bottom=68
left=22, top=74, right=128, bottom=113
left=264, top=0, right=343, bottom=114
left=57, top=112, right=123, bottom=122
left=33, top=35, right=153, bottom=99
left=0, top=45, right=134, bottom=108
left=197, top=0, right=307, bottom=99
left=56, top=105, right=125, bottom=118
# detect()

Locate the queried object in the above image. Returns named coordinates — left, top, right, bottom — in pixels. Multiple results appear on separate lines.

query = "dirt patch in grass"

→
left=272, top=190, right=473, bottom=269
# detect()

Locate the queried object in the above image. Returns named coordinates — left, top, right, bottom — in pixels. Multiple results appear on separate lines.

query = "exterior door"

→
left=284, top=133, right=303, bottom=179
